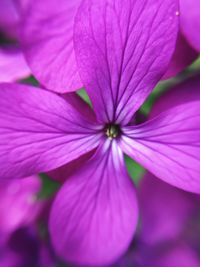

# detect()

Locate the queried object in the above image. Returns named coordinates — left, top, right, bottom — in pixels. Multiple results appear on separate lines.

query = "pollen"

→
left=105, top=124, right=121, bottom=139
left=175, top=11, right=180, bottom=16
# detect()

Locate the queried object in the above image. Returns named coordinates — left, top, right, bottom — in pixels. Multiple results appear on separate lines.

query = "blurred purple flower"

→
left=0, top=176, right=44, bottom=236
left=163, top=33, right=198, bottom=80
left=112, top=173, right=200, bottom=267
left=0, top=226, right=56, bottom=267
left=0, top=0, right=19, bottom=38
left=0, top=0, right=30, bottom=82
left=163, top=0, right=200, bottom=80
left=0, top=174, right=55, bottom=267
left=0, top=227, right=40, bottom=267
left=1, top=0, right=200, bottom=265
left=180, top=0, right=200, bottom=53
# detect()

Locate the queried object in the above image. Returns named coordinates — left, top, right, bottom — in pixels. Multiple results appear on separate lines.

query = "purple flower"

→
left=0, top=46, right=30, bottom=83
left=113, top=172, right=200, bottom=267
left=1, top=0, right=200, bottom=265
left=0, top=0, right=30, bottom=82
left=162, top=33, right=198, bottom=80
left=163, top=0, right=200, bottom=80
left=0, top=176, right=44, bottom=236
left=0, top=227, right=40, bottom=267
left=0, top=175, right=55, bottom=267
left=0, top=0, right=19, bottom=38
left=180, top=0, right=200, bottom=53
left=0, top=226, right=56, bottom=267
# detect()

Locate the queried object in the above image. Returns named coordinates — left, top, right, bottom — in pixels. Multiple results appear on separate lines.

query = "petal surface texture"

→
left=21, top=0, right=82, bottom=92
left=120, top=101, right=200, bottom=193
left=0, top=47, right=30, bottom=82
left=49, top=140, right=138, bottom=266
left=74, top=0, right=179, bottom=124
left=0, top=83, right=101, bottom=179
left=181, top=0, right=200, bottom=52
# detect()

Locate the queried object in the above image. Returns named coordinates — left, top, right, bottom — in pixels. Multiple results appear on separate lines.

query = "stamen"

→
left=105, top=124, right=121, bottom=139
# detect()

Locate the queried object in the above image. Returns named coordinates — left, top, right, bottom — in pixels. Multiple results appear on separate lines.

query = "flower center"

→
left=105, top=124, right=121, bottom=139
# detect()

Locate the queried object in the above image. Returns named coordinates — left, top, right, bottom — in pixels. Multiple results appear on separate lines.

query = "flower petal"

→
left=181, top=0, right=200, bottom=52
left=0, top=47, right=30, bottom=82
left=150, top=243, right=200, bottom=267
left=0, top=83, right=101, bottom=179
left=0, top=227, right=40, bottom=267
left=120, top=101, right=200, bottom=193
left=151, top=74, right=200, bottom=117
left=61, top=93, right=97, bottom=123
left=21, top=0, right=82, bottom=93
left=0, top=0, right=19, bottom=38
left=139, top=173, right=195, bottom=245
left=17, top=0, right=31, bottom=12
left=74, top=0, right=179, bottom=124
left=162, top=33, right=198, bottom=80
left=49, top=140, right=138, bottom=266
left=47, top=151, right=94, bottom=183
left=0, top=176, right=43, bottom=234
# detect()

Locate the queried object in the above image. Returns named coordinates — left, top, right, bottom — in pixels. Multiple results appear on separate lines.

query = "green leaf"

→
left=125, top=156, right=145, bottom=185
left=38, top=173, right=61, bottom=199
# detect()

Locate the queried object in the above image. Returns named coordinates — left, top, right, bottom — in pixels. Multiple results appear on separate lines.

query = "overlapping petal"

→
left=0, top=83, right=102, bottom=179
left=0, top=227, right=40, bottom=267
left=148, top=243, right=200, bottom=267
left=0, top=47, right=30, bottom=82
left=74, top=0, right=179, bottom=124
left=0, top=176, right=43, bottom=234
left=120, top=102, right=200, bottom=193
left=180, top=0, right=200, bottom=52
left=163, top=33, right=198, bottom=80
left=49, top=140, right=138, bottom=266
left=139, top=173, right=194, bottom=245
left=0, top=0, right=19, bottom=38
left=47, top=151, right=94, bottom=183
left=21, top=0, right=82, bottom=92
left=61, top=93, right=96, bottom=123
left=151, top=75, right=200, bottom=117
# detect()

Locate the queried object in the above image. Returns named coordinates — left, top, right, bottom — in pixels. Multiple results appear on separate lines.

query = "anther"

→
left=105, top=124, right=121, bottom=139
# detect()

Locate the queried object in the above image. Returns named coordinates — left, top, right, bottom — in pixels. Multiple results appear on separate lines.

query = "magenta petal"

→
left=49, top=140, right=138, bottom=266
left=0, top=47, right=30, bottom=82
left=162, top=33, right=198, bottom=80
left=0, top=176, right=42, bottom=234
left=16, top=0, right=31, bottom=12
left=181, top=0, right=200, bottom=52
left=151, top=244, right=200, bottom=267
left=0, top=83, right=102, bottom=179
left=47, top=151, right=94, bottom=183
left=139, top=173, right=194, bottom=245
left=0, top=0, right=19, bottom=38
left=21, top=0, right=82, bottom=93
left=151, top=75, right=200, bottom=117
left=74, top=0, right=179, bottom=124
left=39, top=244, right=56, bottom=267
left=61, top=93, right=97, bottom=123
left=120, top=101, right=200, bottom=193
